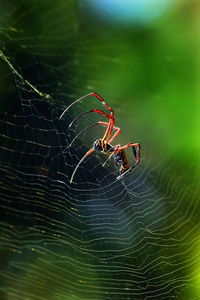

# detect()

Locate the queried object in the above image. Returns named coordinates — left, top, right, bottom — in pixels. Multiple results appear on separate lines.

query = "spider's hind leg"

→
left=132, top=146, right=137, bottom=160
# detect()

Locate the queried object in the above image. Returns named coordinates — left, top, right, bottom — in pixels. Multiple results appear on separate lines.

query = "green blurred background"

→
left=0, top=0, right=200, bottom=299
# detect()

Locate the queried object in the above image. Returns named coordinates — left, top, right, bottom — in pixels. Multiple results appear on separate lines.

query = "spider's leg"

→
left=90, top=93, right=115, bottom=143
left=102, top=145, right=120, bottom=167
left=92, top=92, right=114, bottom=113
left=67, top=121, right=108, bottom=148
left=132, top=146, right=137, bottom=160
left=59, top=92, right=114, bottom=119
left=115, top=143, right=140, bottom=180
left=67, top=122, right=107, bottom=148
left=59, top=93, right=94, bottom=119
left=109, top=126, right=121, bottom=143
left=68, top=109, right=114, bottom=145
left=101, top=114, right=116, bottom=144
left=102, top=152, right=114, bottom=167
left=118, top=143, right=141, bottom=165
left=69, top=122, right=121, bottom=182
left=99, top=122, right=121, bottom=145
left=68, top=109, right=111, bottom=127
left=67, top=121, right=110, bottom=148
left=103, top=118, right=114, bottom=143
left=59, top=92, right=115, bottom=145
left=96, top=121, right=120, bottom=143
left=70, top=148, right=94, bottom=184
left=67, top=121, right=120, bottom=149
left=70, top=110, right=114, bottom=144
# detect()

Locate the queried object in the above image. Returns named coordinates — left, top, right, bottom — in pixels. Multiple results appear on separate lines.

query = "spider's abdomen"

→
left=114, top=150, right=130, bottom=173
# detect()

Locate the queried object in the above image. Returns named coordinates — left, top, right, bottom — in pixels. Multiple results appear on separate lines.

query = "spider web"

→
left=0, top=1, right=200, bottom=300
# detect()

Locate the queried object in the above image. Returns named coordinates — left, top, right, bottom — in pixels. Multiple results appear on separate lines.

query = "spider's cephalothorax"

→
left=93, top=139, right=113, bottom=153
left=60, top=92, right=141, bottom=183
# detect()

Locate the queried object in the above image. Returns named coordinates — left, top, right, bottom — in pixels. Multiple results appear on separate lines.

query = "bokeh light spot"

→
left=81, top=0, right=175, bottom=26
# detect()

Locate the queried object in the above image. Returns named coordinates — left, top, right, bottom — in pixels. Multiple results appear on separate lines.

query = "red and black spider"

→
left=60, top=92, right=140, bottom=183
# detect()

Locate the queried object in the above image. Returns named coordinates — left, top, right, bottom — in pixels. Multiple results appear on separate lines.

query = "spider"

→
left=60, top=92, right=140, bottom=183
